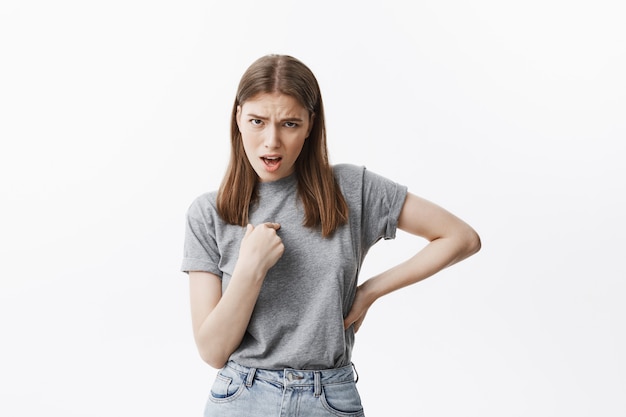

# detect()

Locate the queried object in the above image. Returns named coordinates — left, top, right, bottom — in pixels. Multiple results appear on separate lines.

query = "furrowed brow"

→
left=245, top=113, right=304, bottom=122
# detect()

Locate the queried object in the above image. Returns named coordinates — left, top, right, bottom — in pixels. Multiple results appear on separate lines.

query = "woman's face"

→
left=237, top=92, right=313, bottom=182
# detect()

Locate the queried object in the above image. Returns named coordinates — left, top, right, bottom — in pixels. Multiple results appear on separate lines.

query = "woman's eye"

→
left=284, top=121, right=297, bottom=128
left=250, top=119, right=262, bottom=126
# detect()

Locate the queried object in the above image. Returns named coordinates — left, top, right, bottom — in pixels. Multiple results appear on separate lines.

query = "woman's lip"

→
left=261, top=156, right=282, bottom=172
left=260, top=155, right=283, bottom=163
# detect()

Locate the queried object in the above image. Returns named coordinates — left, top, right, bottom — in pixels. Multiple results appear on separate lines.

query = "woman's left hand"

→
left=343, top=284, right=374, bottom=333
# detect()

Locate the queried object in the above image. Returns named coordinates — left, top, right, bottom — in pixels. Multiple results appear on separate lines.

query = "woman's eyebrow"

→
left=246, top=113, right=304, bottom=122
left=281, top=117, right=304, bottom=122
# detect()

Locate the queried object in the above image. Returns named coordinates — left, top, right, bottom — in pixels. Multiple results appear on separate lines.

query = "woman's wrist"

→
left=232, top=261, right=267, bottom=285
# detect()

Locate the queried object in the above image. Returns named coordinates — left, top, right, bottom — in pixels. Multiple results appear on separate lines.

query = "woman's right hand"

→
left=237, top=223, right=285, bottom=276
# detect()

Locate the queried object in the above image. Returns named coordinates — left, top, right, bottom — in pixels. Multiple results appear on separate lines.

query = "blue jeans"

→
left=204, top=360, right=365, bottom=417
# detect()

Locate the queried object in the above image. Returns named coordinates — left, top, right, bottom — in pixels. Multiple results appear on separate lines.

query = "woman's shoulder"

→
left=332, top=164, right=367, bottom=203
left=332, top=163, right=365, bottom=181
left=333, top=163, right=407, bottom=198
left=186, top=190, right=219, bottom=217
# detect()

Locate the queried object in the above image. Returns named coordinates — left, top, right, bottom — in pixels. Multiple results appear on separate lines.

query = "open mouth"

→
left=261, top=156, right=282, bottom=168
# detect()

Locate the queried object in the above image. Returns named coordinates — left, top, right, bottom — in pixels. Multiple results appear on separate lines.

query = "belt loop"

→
left=245, top=367, right=257, bottom=388
left=314, top=371, right=322, bottom=397
left=351, top=362, right=359, bottom=384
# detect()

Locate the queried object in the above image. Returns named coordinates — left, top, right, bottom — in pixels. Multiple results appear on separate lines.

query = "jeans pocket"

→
left=208, top=366, right=245, bottom=403
left=320, top=381, right=365, bottom=416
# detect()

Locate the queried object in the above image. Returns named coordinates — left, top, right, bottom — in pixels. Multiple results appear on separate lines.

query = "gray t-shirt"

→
left=182, top=164, right=408, bottom=370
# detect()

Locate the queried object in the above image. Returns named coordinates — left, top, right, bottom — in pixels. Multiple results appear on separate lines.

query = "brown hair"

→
left=216, top=54, right=348, bottom=237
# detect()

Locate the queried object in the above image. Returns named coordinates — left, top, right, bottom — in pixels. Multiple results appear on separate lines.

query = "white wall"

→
left=1, top=1, right=624, bottom=416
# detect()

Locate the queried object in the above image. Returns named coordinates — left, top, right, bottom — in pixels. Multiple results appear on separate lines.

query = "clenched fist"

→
left=237, top=222, right=285, bottom=277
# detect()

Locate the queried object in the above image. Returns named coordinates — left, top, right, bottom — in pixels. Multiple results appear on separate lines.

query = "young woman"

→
left=182, top=54, right=480, bottom=417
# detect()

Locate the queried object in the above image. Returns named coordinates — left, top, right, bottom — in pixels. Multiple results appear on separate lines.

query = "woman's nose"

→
left=264, top=125, right=280, bottom=148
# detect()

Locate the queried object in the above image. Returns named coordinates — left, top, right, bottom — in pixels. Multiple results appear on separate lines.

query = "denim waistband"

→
left=225, top=360, right=358, bottom=394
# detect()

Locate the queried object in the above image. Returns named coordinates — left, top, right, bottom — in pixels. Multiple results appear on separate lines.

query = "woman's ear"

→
left=236, top=105, right=242, bottom=130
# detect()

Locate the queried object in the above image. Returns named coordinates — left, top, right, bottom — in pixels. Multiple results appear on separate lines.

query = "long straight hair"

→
left=216, top=55, right=348, bottom=237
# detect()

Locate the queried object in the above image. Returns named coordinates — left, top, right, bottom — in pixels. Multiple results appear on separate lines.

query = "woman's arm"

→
left=344, top=192, right=481, bottom=332
left=189, top=223, right=284, bottom=368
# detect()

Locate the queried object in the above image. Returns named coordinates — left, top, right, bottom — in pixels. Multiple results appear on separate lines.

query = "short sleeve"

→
left=361, top=167, right=408, bottom=248
left=180, top=194, right=222, bottom=276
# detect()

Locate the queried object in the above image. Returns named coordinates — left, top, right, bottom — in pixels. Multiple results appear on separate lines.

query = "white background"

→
left=1, top=1, right=625, bottom=416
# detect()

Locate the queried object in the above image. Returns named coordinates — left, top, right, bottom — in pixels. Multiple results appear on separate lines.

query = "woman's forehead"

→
left=241, top=93, right=309, bottom=117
